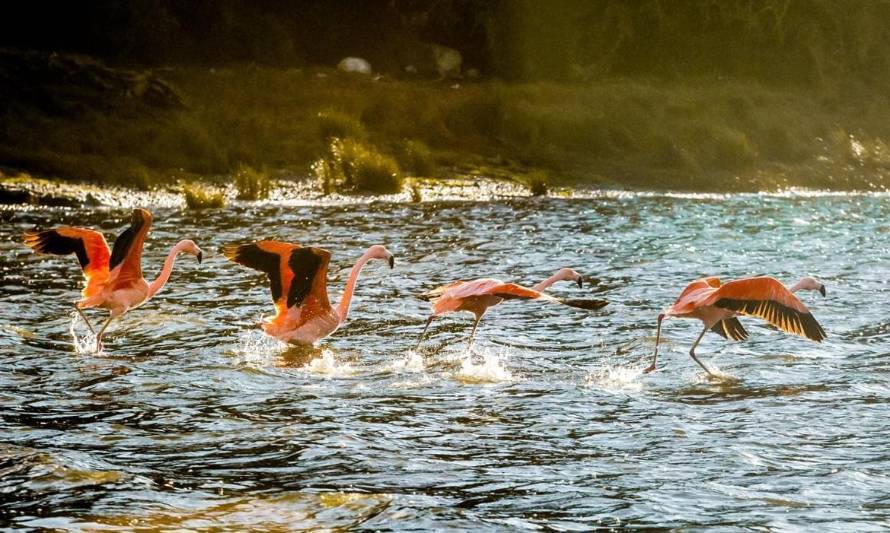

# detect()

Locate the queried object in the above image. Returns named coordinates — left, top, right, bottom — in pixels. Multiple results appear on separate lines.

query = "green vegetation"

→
left=2, top=49, right=890, bottom=192
left=527, top=172, right=550, bottom=196
left=234, top=164, right=271, bottom=200
left=315, top=109, right=367, bottom=142
left=182, top=183, right=226, bottom=209
left=409, top=180, right=423, bottom=203
left=314, top=138, right=404, bottom=194
left=396, top=140, right=436, bottom=178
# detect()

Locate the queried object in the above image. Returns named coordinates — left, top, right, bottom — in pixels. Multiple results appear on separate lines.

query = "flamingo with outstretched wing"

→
left=223, top=241, right=394, bottom=345
left=646, top=276, right=827, bottom=376
left=416, top=268, right=607, bottom=350
left=24, top=208, right=203, bottom=351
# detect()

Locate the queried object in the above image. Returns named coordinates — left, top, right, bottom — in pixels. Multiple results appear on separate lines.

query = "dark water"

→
left=1, top=193, right=888, bottom=530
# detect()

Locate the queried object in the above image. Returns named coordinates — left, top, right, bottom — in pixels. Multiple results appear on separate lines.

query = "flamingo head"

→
left=793, top=276, right=826, bottom=296
left=554, top=267, right=584, bottom=288
left=366, top=244, right=395, bottom=269
left=178, top=239, right=204, bottom=264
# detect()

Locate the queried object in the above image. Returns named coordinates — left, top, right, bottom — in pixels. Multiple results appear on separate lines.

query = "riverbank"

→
left=0, top=169, right=549, bottom=209
left=2, top=50, right=890, bottom=194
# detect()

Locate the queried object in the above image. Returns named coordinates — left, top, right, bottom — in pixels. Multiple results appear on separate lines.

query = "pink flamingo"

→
left=646, top=276, right=827, bottom=376
left=222, top=241, right=394, bottom=345
left=24, top=208, right=203, bottom=351
left=416, top=268, right=607, bottom=350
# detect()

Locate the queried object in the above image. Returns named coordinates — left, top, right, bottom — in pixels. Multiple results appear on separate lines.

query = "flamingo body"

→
left=24, top=209, right=203, bottom=351
left=647, top=276, right=827, bottom=375
left=417, top=268, right=606, bottom=350
left=223, top=241, right=393, bottom=345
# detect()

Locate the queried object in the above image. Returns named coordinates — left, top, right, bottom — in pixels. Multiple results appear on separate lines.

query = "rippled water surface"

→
left=2, top=193, right=889, bottom=530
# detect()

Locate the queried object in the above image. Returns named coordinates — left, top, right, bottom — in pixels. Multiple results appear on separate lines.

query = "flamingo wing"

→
left=422, top=280, right=466, bottom=300
left=286, top=247, right=329, bottom=308
left=710, top=318, right=749, bottom=341
left=23, top=227, right=111, bottom=282
left=486, top=283, right=608, bottom=310
left=485, top=282, right=553, bottom=301
left=108, top=208, right=152, bottom=287
left=223, top=241, right=330, bottom=316
left=706, top=277, right=826, bottom=341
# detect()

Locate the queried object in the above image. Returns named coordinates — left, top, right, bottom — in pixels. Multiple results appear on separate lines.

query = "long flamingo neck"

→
left=147, top=241, right=187, bottom=300
left=336, top=252, right=373, bottom=323
left=533, top=273, right=563, bottom=292
left=789, top=279, right=810, bottom=293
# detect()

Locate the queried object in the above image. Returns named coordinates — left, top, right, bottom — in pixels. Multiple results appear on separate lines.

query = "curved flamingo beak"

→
left=576, top=276, right=583, bottom=289
left=197, top=251, right=203, bottom=264
left=388, top=255, right=395, bottom=269
left=819, top=284, right=826, bottom=297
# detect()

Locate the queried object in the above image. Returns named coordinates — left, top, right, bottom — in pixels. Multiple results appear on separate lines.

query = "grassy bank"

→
left=2, top=55, right=890, bottom=192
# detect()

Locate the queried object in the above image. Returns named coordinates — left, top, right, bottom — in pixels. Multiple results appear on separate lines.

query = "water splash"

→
left=453, top=348, right=514, bottom=384
left=70, top=311, right=100, bottom=355
left=302, top=349, right=355, bottom=378
left=692, top=363, right=740, bottom=384
left=229, top=330, right=287, bottom=367
left=390, top=350, right=426, bottom=373
left=587, top=363, right=644, bottom=392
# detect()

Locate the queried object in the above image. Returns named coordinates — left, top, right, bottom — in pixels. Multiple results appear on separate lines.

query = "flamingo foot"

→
left=643, top=364, right=657, bottom=374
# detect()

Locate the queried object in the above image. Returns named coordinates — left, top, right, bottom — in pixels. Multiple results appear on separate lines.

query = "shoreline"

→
left=4, top=172, right=888, bottom=211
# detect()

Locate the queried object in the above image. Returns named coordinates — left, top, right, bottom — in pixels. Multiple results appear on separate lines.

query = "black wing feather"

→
left=223, top=244, right=284, bottom=302
left=109, top=210, right=148, bottom=270
left=714, top=298, right=826, bottom=342
left=24, top=230, right=90, bottom=269
left=286, top=248, right=323, bottom=308
left=710, top=318, right=749, bottom=341
left=562, top=298, right=609, bottom=310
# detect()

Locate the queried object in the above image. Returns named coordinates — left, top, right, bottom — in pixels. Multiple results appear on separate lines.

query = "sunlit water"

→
left=1, top=193, right=889, bottom=529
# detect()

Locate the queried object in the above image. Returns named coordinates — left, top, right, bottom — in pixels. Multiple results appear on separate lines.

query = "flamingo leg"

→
left=74, top=304, right=96, bottom=335
left=415, top=316, right=435, bottom=350
left=466, top=314, right=483, bottom=351
left=95, top=315, right=115, bottom=353
left=644, top=313, right=664, bottom=373
left=688, top=325, right=715, bottom=376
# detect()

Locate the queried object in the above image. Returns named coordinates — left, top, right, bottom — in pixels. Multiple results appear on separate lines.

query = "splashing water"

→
left=390, top=350, right=426, bottom=373
left=692, top=364, right=740, bottom=384
left=587, top=362, right=644, bottom=392
left=229, top=330, right=287, bottom=367
left=454, top=348, right=515, bottom=384
left=69, top=311, right=99, bottom=355
left=302, top=349, right=355, bottom=378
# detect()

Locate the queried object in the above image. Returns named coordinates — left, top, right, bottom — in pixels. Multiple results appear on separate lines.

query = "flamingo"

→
left=23, top=208, right=203, bottom=351
left=645, top=276, right=827, bottom=376
left=415, top=268, right=607, bottom=350
left=222, top=241, right=394, bottom=345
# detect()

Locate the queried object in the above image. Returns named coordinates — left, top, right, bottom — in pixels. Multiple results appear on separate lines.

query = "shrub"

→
left=313, top=138, right=403, bottom=194
left=312, top=154, right=338, bottom=195
left=182, top=183, right=226, bottom=209
left=234, top=163, right=271, bottom=200
left=410, top=180, right=423, bottom=202
left=397, top=139, right=436, bottom=177
left=315, top=109, right=366, bottom=142
left=527, top=172, right=549, bottom=196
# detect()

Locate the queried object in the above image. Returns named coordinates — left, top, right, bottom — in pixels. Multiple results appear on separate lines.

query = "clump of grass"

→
left=397, top=139, right=436, bottom=177
left=409, top=180, right=423, bottom=202
left=312, top=152, right=338, bottom=195
left=313, top=138, right=404, bottom=194
left=527, top=171, right=550, bottom=196
left=234, top=163, right=271, bottom=200
left=315, top=108, right=366, bottom=141
left=182, top=183, right=226, bottom=209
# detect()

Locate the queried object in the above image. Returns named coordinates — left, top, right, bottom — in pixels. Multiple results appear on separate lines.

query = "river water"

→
left=1, top=192, right=888, bottom=530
